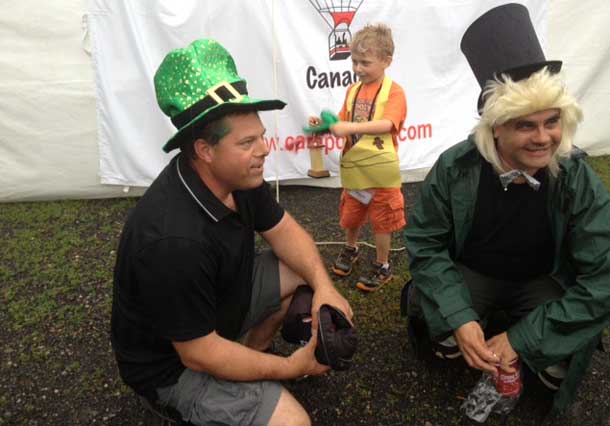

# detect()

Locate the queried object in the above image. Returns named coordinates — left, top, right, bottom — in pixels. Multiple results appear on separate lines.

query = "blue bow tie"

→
left=498, top=169, right=541, bottom=191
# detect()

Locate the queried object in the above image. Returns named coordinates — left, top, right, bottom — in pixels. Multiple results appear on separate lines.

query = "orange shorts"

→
left=339, top=188, right=406, bottom=234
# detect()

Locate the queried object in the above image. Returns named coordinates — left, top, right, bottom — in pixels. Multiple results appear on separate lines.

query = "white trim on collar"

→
left=176, top=156, right=219, bottom=223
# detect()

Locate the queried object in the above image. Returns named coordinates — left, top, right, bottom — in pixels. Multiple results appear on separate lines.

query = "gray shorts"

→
left=156, top=250, right=283, bottom=426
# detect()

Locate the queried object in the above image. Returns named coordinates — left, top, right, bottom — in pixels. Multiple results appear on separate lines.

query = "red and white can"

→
left=494, top=359, right=522, bottom=397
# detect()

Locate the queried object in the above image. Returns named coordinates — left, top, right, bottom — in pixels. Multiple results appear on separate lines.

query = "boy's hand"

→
left=304, top=111, right=340, bottom=134
left=308, top=116, right=321, bottom=127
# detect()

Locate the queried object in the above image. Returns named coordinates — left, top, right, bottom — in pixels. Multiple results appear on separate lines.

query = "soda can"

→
left=494, top=359, right=522, bottom=397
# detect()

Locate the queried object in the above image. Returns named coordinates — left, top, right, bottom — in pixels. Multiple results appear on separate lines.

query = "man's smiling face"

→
left=493, top=108, right=562, bottom=175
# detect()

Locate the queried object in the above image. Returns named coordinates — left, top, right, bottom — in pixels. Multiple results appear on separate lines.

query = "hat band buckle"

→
left=206, top=81, right=243, bottom=105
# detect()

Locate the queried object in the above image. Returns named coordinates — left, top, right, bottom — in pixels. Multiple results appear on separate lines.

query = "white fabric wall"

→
left=91, top=0, right=545, bottom=187
left=547, top=0, right=610, bottom=156
left=0, top=0, right=608, bottom=202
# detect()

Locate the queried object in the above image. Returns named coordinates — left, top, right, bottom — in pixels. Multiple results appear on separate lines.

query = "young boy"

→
left=310, top=24, right=407, bottom=292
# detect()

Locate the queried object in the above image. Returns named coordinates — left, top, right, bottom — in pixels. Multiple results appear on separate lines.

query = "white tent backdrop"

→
left=1, top=0, right=609, bottom=202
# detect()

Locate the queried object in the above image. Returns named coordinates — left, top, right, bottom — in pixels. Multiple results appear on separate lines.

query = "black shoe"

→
left=433, top=335, right=463, bottom=360
left=537, top=362, right=567, bottom=391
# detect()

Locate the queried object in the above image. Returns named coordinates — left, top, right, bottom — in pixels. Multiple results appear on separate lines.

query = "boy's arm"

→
left=330, top=119, right=393, bottom=137
left=331, top=82, right=405, bottom=137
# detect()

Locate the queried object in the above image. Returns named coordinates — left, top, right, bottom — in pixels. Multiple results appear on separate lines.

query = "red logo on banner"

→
left=309, top=0, right=364, bottom=61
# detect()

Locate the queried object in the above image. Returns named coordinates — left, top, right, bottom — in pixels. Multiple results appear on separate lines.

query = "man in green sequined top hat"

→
left=111, top=38, right=353, bottom=426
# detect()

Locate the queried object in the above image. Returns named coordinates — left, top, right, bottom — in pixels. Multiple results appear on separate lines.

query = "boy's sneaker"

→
left=356, top=262, right=392, bottom=292
left=332, top=245, right=359, bottom=276
left=433, top=335, right=462, bottom=360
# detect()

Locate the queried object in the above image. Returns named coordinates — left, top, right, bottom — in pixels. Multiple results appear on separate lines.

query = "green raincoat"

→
left=404, top=136, right=610, bottom=411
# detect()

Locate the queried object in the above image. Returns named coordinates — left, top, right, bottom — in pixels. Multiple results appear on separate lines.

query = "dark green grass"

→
left=587, top=155, right=610, bottom=188
left=0, top=155, right=608, bottom=425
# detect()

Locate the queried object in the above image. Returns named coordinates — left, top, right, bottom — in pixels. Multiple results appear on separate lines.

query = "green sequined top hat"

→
left=154, top=38, right=286, bottom=153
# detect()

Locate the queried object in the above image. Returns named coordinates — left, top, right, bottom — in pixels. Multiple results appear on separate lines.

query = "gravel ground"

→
left=0, top=183, right=608, bottom=426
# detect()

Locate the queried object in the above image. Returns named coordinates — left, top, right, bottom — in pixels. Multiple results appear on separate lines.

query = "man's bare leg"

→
left=242, top=261, right=306, bottom=351
left=268, top=388, right=311, bottom=426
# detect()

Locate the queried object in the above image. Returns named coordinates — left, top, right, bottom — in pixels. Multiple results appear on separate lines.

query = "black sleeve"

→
left=252, top=182, right=285, bottom=232
left=135, top=237, right=218, bottom=342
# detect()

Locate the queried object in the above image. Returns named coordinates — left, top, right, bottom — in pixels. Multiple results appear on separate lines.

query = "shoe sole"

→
left=434, top=350, right=463, bottom=360
left=537, top=372, right=561, bottom=391
left=355, top=274, right=393, bottom=292
left=332, top=267, right=351, bottom=277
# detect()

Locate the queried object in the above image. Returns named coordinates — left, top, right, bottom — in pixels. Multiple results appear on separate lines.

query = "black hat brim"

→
left=163, top=98, right=286, bottom=153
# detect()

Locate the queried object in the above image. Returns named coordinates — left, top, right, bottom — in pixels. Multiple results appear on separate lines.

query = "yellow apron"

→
left=340, top=76, right=401, bottom=190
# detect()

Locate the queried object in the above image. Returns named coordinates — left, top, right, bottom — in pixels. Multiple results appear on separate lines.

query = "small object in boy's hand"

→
left=303, top=110, right=340, bottom=134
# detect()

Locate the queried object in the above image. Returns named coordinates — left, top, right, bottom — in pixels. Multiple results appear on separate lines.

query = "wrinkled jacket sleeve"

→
left=508, top=161, right=610, bottom=369
left=404, top=154, right=479, bottom=338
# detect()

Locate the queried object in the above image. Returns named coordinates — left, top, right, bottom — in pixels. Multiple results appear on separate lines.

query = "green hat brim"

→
left=162, top=96, right=286, bottom=153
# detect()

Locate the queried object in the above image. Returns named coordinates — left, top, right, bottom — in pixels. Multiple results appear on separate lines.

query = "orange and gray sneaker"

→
left=331, top=245, right=359, bottom=276
left=356, top=262, right=392, bottom=292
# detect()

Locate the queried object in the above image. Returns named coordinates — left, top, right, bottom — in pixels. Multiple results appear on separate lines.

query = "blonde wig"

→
left=473, top=67, right=583, bottom=176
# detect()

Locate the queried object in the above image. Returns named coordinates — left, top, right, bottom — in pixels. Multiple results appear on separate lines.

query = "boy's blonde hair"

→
left=351, top=23, right=394, bottom=59
left=473, top=67, right=583, bottom=177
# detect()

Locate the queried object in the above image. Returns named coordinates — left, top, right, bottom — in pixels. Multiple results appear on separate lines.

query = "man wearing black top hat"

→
left=111, top=39, right=353, bottom=426
left=403, top=3, right=610, bottom=412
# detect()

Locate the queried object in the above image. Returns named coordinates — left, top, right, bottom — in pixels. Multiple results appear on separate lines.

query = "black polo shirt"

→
left=110, top=153, right=284, bottom=398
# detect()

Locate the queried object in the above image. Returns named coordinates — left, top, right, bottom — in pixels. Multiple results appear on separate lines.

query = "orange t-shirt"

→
left=338, top=79, right=407, bottom=153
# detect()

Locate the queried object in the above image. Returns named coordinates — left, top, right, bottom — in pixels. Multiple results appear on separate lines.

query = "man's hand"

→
left=486, top=332, right=518, bottom=373
left=310, top=285, right=353, bottom=333
left=454, top=321, right=498, bottom=374
left=287, top=328, right=330, bottom=378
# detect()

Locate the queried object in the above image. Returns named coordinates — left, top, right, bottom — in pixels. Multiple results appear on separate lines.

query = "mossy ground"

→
left=1, top=156, right=609, bottom=425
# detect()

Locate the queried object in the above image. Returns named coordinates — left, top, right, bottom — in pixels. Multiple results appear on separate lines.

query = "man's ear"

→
left=384, top=55, right=393, bottom=68
left=194, top=138, right=213, bottom=163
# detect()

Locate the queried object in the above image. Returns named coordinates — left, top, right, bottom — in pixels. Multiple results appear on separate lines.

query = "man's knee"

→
left=268, top=388, right=311, bottom=426
left=278, top=261, right=307, bottom=298
left=400, top=280, right=463, bottom=360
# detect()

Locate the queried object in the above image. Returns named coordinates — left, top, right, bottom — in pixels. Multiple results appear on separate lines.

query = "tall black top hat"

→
left=460, top=3, right=562, bottom=111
